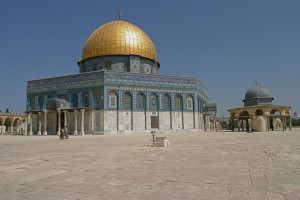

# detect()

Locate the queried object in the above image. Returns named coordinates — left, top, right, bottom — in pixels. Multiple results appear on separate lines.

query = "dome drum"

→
left=78, top=55, right=159, bottom=74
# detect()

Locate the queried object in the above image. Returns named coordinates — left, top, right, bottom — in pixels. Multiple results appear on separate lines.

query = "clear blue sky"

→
left=1, top=1, right=299, bottom=117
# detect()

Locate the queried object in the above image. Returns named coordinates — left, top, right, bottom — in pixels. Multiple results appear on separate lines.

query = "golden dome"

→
left=81, top=20, right=159, bottom=64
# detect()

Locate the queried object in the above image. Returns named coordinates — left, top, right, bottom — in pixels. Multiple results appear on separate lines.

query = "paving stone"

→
left=1, top=129, right=300, bottom=199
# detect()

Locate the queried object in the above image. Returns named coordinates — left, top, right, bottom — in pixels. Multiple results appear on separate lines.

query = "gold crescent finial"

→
left=118, top=9, right=122, bottom=20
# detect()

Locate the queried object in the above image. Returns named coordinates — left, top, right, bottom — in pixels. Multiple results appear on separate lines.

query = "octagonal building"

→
left=25, top=15, right=215, bottom=135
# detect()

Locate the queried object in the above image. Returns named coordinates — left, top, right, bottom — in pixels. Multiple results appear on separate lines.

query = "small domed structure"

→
left=243, top=82, right=274, bottom=107
left=228, top=81, right=292, bottom=132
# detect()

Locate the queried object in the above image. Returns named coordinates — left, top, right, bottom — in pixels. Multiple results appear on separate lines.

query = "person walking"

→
left=59, top=128, right=65, bottom=139
left=63, top=126, right=69, bottom=139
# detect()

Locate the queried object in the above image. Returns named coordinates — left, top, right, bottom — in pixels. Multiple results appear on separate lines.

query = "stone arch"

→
left=238, top=111, right=250, bottom=132
left=47, top=100, right=57, bottom=110
left=270, top=109, right=281, bottom=115
left=239, top=111, right=250, bottom=117
left=231, top=112, right=236, bottom=117
left=255, top=109, right=264, bottom=116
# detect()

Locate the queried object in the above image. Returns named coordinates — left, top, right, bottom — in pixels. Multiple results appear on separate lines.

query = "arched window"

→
left=137, top=93, right=145, bottom=109
left=187, top=95, right=193, bottom=110
left=163, top=94, right=171, bottom=111
left=123, top=92, right=132, bottom=109
left=109, top=91, right=117, bottom=108
left=175, top=95, right=182, bottom=110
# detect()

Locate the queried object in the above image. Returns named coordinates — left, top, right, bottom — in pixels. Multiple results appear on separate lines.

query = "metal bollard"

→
left=151, top=130, right=156, bottom=142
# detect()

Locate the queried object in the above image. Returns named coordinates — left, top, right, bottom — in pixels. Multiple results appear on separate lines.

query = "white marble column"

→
left=237, top=117, right=240, bottom=132
left=37, top=112, right=42, bottom=135
left=11, top=117, right=14, bottom=135
left=24, top=114, right=28, bottom=135
left=29, top=113, right=33, bottom=135
left=57, top=109, right=61, bottom=135
left=74, top=110, right=78, bottom=135
left=63, top=110, right=67, bottom=128
left=80, top=109, right=85, bottom=135
left=43, top=110, right=47, bottom=135
left=289, top=116, right=292, bottom=131
left=213, top=115, right=216, bottom=130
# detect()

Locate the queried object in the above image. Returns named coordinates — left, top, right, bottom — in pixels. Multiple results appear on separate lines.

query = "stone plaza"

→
left=1, top=130, right=300, bottom=200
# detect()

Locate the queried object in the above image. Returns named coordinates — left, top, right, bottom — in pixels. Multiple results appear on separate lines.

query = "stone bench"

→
left=153, top=137, right=170, bottom=147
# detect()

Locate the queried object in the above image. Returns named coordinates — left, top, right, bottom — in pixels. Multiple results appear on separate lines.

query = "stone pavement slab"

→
left=1, top=129, right=300, bottom=199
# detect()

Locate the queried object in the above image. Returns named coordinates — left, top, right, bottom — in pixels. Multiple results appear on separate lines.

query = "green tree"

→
left=6, top=108, right=9, bottom=113
left=4, top=118, right=11, bottom=126
left=220, top=120, right=229, bottom=130
left=291, top=118, right=300, bottom=126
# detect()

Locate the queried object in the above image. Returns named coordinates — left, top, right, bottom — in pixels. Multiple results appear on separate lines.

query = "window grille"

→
left=137, top=93, right=145, bottom=109
left=175, top=95, right=182, bottom=110
left=124, top=93, right=131, bottom=109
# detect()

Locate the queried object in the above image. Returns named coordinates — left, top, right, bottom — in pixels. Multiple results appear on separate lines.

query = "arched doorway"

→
left=46, top=98, right=71, bottom=135
left=239, top=111, right=250, bottom=132
left=270, top=109, right=282, bottom=131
